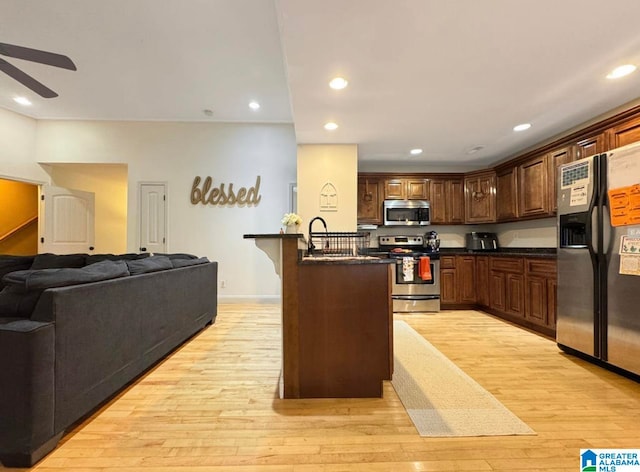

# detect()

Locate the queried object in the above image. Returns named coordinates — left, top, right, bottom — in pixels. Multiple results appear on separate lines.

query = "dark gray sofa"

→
left=0, top=254, right=218, bottom=467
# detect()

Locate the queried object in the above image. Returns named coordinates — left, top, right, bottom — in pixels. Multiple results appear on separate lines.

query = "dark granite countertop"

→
left=439, top=247, right=556, bottom=258
left=243, top=233, right=304, bottom=239
left=362, top=247, right=556, bottom=258
left=299, top=256, right=394, bottom=265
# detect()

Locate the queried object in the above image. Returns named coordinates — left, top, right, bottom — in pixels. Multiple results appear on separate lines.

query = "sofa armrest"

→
left=0, top=319, right=57, bottom=467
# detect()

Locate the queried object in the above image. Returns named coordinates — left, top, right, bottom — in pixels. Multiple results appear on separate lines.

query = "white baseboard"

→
left=217, top=295, right=281, bottom=304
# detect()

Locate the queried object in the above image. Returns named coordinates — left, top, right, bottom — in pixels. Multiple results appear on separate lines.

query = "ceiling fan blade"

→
left=0, top=42, right=76, bottom=70
left=0, top=58, right=58, bottom=98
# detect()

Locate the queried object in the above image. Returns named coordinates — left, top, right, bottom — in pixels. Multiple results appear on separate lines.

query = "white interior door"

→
left=40, top=185, right=95, bottom=254
left=139, top=183, right=167, bottom=254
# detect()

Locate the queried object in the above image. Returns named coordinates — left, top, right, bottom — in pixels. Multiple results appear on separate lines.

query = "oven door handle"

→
left=391, top=294, right=440, bottom=300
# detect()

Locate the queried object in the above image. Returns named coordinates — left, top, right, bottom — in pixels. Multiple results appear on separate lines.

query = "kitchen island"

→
left=244, top=234, right=394, bottom=398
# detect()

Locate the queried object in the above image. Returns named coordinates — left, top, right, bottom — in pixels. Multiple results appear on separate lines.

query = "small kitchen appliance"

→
left=425, top=230, right=440, bottom=252
left=465, top=231, right=499, bottom=252
left=378, top=235, right=440, bottom=312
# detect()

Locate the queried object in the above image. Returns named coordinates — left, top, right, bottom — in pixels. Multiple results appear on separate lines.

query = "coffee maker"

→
left=424, top=230, right=440, bottom=252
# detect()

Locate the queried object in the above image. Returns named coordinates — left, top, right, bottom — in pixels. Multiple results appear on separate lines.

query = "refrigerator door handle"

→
left=589, top=206, right=599, bottom=256
left=601, top=204, right=612, bottom=255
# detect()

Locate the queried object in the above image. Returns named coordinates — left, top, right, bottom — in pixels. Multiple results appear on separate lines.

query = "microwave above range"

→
left=383, top=200, right=430, bottom=226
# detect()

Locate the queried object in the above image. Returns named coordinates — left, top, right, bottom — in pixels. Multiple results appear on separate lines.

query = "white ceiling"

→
left=3, top=0, right=640, bottom=168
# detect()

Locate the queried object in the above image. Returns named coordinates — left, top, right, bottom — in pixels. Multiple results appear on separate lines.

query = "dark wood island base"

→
left=244, top=234, right=394, bottom=398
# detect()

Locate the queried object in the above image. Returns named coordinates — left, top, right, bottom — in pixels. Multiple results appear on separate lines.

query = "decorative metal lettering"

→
left=191, top=175, right=262, bottom=206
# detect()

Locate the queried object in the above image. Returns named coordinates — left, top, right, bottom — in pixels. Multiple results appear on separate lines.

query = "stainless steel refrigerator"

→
left=557, top=142, right=640, bottom=376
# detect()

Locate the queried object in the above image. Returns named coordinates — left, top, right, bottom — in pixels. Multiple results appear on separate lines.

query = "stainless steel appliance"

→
left=383, top=200, right=430, bottom=226
left=465, top=231, right=499, bottom=251
left=379, top=235, right=440, bottom=312
left=425, top=230, right=440, bottom=252
left=557, top=143, right=640, bottom=376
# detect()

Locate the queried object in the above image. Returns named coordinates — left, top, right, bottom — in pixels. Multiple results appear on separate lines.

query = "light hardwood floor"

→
left=7, top=304, right=640, bottom=472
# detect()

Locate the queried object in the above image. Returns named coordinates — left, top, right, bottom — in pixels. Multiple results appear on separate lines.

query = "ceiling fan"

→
left=0, top=42, right=76, bottom=99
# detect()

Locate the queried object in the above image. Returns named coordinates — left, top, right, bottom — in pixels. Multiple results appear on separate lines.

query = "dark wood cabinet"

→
left=441, top=253, right=557, bottom=336
left=547, top=146, right=574, bottom=214
left=518, top=154, right=549, bottom=218
left=607, top=115, right=640, bottom=149
left=476, top=255, right=489, bottom=307
left=496, top=167, right=518, bottom=221
left=456, top=255, right=476, bottom=304
left=430, top=178, right=464, bottom=224
left=524, top=258, right=557, bottom=329
left=464, top=171, right=496, bottom=223
left=439, top=255, right=457, bottom=305
left=383, top=178, right=429, bottom=200
left=575, top=133, right=606, bottom=160
left=505, top=273, right=525, bottom=317
left=439, top=255, right=475, bottom=306
left=357, top=176, right=382, bottom=224
left=489, top=257, right=524, bottom=319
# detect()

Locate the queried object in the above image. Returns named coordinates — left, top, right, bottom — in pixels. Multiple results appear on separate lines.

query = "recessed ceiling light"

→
left=14, top=96, right=32, bottom=106
left=324, top=122, right=338, bottom=131
left=409, top=148, right=423, bottom=155
left=513, top=123, right=531, bottom=132
left=249, top=101, right=260, bottom=110
left=606, top=64, right=637, bottom=79
left=329, top=77, right=349, bottom=90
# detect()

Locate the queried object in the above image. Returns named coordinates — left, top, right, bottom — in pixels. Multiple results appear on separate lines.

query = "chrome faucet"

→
left=308, top=216, right=328, bottom=254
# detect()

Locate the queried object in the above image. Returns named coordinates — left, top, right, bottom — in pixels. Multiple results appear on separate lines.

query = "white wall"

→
left=32, top=120, right=297, bottom=301
left=297, top=144, right=358, bottom=232
left=0, top=108, right=48, bottom=183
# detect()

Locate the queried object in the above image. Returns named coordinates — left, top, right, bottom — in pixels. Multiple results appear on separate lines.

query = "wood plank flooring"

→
left=7, top=304, right=640, bottom=472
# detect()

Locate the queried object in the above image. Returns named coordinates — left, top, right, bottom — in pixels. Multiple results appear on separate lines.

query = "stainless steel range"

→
left=379, top=235, right=440, bottom=313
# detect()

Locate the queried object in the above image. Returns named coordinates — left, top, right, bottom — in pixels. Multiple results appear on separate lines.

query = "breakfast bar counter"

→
left=244, top=233, right=394, bottom=398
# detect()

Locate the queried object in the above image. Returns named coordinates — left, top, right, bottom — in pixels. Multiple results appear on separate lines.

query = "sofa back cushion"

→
left=171, top=257, right=210, bottom=268
left=0, top=255, right=35, bottom=289
left=0, top=260, right=130, bottom=317
left=125, top=256, right=173, bottom=275
left=85, top=253, right=150, bottom=265
left=30, top=253, right=87, bottom=270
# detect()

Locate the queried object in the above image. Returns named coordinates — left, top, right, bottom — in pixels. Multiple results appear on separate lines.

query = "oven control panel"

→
left=379, top=235, right=424, bottom=247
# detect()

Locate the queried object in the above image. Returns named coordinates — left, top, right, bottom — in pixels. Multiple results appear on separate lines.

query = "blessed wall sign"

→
left=191, top=175, right=262, bottom=206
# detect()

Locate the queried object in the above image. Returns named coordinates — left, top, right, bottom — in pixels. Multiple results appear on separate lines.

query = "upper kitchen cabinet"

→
left=607, top=115, right=640, bottom=149
left=464, top=170, right=496, bottom=223
left=357, top=175, right=382, bottom=224
left=430, top=178, right=464, bottom=224
left=547, top=146, right=574, bottom=214
left=383, top=178, right=429, bottom=200
left=496, top=166, right=518, bottom=221
left=517, top=154, right=549, bottom=218
left=574, top=133, right=606, bottom=160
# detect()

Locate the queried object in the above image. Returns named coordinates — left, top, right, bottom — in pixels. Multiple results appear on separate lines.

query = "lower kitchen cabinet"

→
left=475, top=256, right=490, bottom=307
left=524, top=258, right=557, bottom=330
left=442, top=253, right=557, bottom=337
left=440, top=255, right=475, bottom=307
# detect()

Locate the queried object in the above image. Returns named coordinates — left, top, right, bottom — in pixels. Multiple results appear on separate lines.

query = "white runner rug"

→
left=392, top=320, right=535, bottom=437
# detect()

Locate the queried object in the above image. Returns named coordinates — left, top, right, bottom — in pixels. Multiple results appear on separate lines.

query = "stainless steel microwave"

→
left=383, top=200, right=430, bottom=226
